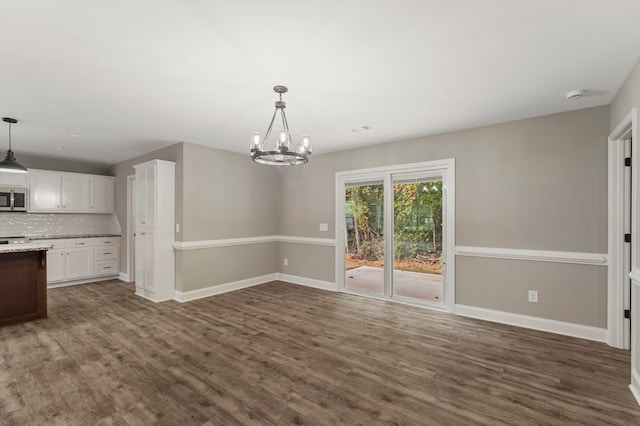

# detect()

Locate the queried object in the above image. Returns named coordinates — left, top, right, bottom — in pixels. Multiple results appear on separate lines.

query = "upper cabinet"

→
left=29, top=169, right=115, bottom=213
left=0, top=172, right=29, bottom=187
left=90, top=176, right=115, bottom=213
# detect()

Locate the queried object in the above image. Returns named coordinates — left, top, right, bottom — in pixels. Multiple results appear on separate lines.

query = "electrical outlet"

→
left=528, top=290, right=538, bottom=303
left=284, top=258, right=288, bottom=266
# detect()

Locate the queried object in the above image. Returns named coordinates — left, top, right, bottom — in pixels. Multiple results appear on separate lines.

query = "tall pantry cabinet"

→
left=134, top=159, right=175, bottom=302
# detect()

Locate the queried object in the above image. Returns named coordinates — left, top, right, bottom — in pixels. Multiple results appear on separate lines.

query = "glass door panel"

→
left=392, top=176, right=444, bottom=304
left=344, top=180, right=385, bottom=295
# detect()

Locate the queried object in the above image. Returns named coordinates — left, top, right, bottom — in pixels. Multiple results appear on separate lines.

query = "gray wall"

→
left=110, top=142, right=184, bottom=275
left=277, top=106, right=609, bottom=327
left=176, top=142, right=278, bottom=291
left=19, top=153, right=111, bottom=175
left=610, top=58, right=640, bottom=130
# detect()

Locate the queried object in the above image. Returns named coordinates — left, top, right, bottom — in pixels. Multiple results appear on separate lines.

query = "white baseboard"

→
left=47, top=275, right=120, bottom=289
left=631, top=370, right=640, bottom=406
left=173, top=273, right=279, bottom=303
left=118, top=272, right=130, bottom=282
left=276, top=273, right=338, bottom=292
left=454, top=304, right=607, bottom=343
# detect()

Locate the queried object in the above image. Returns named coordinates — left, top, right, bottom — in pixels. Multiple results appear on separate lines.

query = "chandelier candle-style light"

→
left=250, top=85, right=311, bottom=166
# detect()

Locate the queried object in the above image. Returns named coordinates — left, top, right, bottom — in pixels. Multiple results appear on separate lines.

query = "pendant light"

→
left=0, top=117, right=28, bottom=173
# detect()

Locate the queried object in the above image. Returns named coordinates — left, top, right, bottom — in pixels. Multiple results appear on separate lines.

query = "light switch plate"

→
left=319, top=223, right=328, bottom=232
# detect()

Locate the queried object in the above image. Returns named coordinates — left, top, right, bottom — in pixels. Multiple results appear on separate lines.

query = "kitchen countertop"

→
left=0, top=242, right=50, bottom=254
left=28, top=234, right=122, bottom=240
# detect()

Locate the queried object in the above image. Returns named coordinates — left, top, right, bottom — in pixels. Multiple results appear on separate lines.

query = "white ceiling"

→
left=1, top=0, right=639, bottom=166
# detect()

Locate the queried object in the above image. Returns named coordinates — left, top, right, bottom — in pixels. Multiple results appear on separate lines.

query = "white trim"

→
left=631, top=370, right=640, bottom=406
left=118, top=272, right=130, bottom=282
left=47, top=275, right=121, bottom=288
left=173, top=273, right=278, bottom=302
left=126, top=174, right=135, bottom=284
left=455, top=246, right=608, bottom=266
left=277, top=273, right=337, bottom=291
left=454, top=304, right=607, bottom=343
left=173, top=235, right=336, bottom=250
left=630, top=267, right=640, bottom=286
left=608, top=107, right=636, bottom=349
left=278, top=236, right=336, bottom=246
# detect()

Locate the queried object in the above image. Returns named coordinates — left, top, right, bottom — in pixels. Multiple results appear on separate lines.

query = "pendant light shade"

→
left=0, top=117, right=28, bottom=173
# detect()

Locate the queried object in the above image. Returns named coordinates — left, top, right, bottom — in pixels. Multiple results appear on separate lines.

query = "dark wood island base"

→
left=0, top=250, right=47, bottom=327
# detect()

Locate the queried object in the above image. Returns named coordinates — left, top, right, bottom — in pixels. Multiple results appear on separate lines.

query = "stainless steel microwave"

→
left=0, top=186, right=27, bottom=212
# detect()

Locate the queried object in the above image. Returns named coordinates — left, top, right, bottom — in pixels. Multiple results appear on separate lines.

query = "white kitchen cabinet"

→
left=29, top=169, right=115, bottom=213
left=90, top=176, right=115, bottom=212
left=134, top=160, right=174, bottom=302
left=47, top=250, right=65, bottom=282
left=135, top=229, right=156, bottom=293
left=135, top=163, right=156, bottom=227
left=41, top=237, right=120, bottom=285
left=29, top=170, right=63, bottom=210
left=61, top=174, right=90, bottom=211
left=65, top=247, right=93, bottom=279
left=0, top=172, right=28, bottom=187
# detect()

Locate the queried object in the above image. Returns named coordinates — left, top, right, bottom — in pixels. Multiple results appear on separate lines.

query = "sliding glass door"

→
left=337, top=160, right=454, bottom=310
left=392, top=174, right=443, bottom=304
left=344, top=180, right=385, bottom=295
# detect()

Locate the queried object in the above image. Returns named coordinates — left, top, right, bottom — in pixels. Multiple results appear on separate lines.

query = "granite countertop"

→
left=0, top=242, right=50, bottom=254
left=28, top=234, right=122, bottom=241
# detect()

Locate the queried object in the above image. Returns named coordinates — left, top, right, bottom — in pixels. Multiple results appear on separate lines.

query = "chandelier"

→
left=250, top=85, right=311, bottom=166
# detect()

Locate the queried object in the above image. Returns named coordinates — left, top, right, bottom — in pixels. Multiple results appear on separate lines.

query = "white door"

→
left=90, top=176, right=115, bottom=212
left=29, top=171, right=62, bottom=211
left=135, top=229, right=156, bottom=293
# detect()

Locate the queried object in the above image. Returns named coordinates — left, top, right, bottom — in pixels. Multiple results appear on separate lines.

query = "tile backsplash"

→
left=0, top=213, right=121, bottom=238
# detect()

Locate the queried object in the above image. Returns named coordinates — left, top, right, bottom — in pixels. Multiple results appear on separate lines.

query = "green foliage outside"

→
left=345, top=181, right=442, bottom=274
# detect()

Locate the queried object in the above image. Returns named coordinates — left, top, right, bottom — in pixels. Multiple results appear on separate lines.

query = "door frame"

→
left=126, top=174, right=136, bottom=283
left=608, top=107, right=637, bottom=349
left=335, top=159, right=456, bottom=312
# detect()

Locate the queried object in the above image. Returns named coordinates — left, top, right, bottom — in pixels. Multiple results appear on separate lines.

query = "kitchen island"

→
left=0, top=243, right=49, bottom=327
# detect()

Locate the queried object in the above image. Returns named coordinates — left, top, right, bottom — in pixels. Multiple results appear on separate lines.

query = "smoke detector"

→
left=566, top=90, right=584, bottom=101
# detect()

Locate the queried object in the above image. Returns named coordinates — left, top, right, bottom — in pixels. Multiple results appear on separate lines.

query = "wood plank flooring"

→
left=1, top=280, right=639, bottom=425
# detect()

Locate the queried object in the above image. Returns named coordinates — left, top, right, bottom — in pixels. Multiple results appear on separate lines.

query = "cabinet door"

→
left=135, top=229, right=156, bottom=293
left=65, top=248, right=93, bottom=279
left=90, top=176, right=115, bottom=212
left=46, top=249, right=65, bottom=283
left=29, top=171, right=62, bottom=211
left=135, top=165, right=156, bottom=227
left=62, top=174, right=90, bottom=211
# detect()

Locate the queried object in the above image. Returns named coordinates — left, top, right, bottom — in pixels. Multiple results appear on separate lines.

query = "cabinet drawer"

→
left=66, top=238, right=92, bottom=248
left=42, top=240, right=65, bottom=250
left=94, top=260, right=118, bottom=276
left=94, top=247, right=118, bottom=261
left=94, top=237, right=119, bottom=247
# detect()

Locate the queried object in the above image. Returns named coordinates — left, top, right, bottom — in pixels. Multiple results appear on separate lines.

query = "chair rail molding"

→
left=454, top=246, right=607, bottom=266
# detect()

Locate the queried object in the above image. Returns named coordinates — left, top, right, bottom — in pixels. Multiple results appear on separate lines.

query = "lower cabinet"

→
left=42, top=237, right=120, bottom=285
left=135, top=229, right=156, bottom=294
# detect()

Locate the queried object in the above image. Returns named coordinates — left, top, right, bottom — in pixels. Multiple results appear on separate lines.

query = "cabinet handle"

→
left=104, top=241, right=112, bottom=244
left=103, top=266, right=112, bottom=270
left=141, top=221, right=146, bottom=224
left=103, top=252, right=111, bottom=255
left=141, top=232, right=147, bottom=235
left=77, top=242, right=85, bottom=245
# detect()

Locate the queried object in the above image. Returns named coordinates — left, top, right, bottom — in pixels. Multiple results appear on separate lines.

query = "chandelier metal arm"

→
left=263, top=107, right=279, bottom=143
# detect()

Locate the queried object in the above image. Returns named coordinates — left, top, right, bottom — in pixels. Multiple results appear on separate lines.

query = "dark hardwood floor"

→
left=1, top=280, right=639, bottom=425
